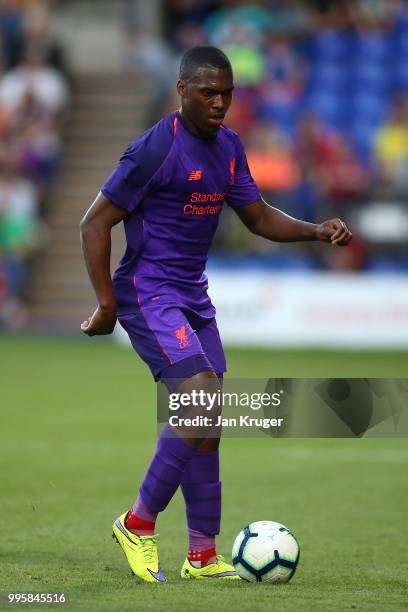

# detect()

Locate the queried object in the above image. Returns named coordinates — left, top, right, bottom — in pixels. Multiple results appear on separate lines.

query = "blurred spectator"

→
left=246, top=121, right=301, bottom=195
left=315, top=132, right=371, bottom=216
left=224, top=35, right=265, bottom=87
left=296, top=113, right=334, bottom=174
left=295, top=113, right=336, bottom=219
left=255, top=31, right=308, bottom=136
left=204, top=5, right=268, bottom=87
left=21, top=2, right=67, bottom=75
left=204, top=4, right=270, bottom=47
left=0, top=41, right=68, bottom=117
left=297, top=114, right=370, bottom=215
left=375, top=93, right=408, bottom=196
left=0, top=0, right=24, bottom=68
left=0, top=155, right=40, bottom=327
left=0, top=0, right=67, bottom=72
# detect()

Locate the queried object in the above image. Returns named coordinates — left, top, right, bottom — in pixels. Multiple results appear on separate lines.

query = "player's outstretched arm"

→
left=233, top=198, right=352, bottom=246
left=79, top=192, right=127, bottom=336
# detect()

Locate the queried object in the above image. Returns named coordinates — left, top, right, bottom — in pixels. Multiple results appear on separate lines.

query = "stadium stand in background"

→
left=0, top=0, right=147, bottom=329
left=157, top=0, right=408, bottom=272
left=1, top=0, right=408, bottom=330
left=0, top=0, right=68, bottom=328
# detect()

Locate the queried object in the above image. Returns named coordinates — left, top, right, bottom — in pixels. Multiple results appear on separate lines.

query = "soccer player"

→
left=80, top=46, right=352, bottom=583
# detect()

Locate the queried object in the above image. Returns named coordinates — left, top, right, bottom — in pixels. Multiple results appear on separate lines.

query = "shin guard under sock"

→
left=139, top=425, right=197, bottom=513
left=181, top=448, right=222, bottom=536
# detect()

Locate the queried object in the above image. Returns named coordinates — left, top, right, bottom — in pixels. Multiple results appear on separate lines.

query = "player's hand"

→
left=81, top=305, right=117, bottom=336
left=315, top=218, right=352, bottom=246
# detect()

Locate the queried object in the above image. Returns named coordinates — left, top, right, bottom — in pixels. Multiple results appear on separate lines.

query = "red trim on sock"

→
left=188, top=547, right=217, bottom=567
left=125, top=510, right=155, bottom=534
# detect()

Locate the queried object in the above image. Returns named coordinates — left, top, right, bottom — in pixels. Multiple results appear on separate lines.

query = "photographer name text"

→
left=168, top=415, right=284, bottom=429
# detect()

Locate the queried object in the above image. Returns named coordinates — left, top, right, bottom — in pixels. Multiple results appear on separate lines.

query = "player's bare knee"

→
left=169, top=370, right=222, bottom=441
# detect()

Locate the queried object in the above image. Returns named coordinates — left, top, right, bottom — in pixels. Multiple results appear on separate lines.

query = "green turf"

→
left=1, top=337, right=407, bottom=611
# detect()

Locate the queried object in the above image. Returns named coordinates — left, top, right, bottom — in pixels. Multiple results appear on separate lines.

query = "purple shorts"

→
left=118, top=302, right=227, bottom=381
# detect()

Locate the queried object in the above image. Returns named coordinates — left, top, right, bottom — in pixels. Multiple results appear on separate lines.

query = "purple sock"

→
left=132, top=493, right=158, bottom=523
left=188, top=528, right=215, bottom=551
left=181, top=448, right=221, bottom=536
left=139, top=425, right=197, bottom=513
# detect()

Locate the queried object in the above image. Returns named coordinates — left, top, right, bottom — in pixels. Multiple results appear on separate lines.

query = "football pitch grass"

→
left=1, top=337, right=407, bottom=611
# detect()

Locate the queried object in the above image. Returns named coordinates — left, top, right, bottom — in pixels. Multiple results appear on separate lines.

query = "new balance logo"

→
left=188, top=169, right=202, bottom=181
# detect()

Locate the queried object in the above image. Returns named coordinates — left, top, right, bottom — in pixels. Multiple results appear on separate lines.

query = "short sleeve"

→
left=101, top=116, right=174, bottom=213
left=226, top=135, right=261, bottom=207
left=101, top=142, right=149, bottom=213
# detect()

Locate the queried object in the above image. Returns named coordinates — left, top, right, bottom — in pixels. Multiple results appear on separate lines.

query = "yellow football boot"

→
left=112, top=512, right=166, bottom=583
left=181, top=555, right=240, bottom=580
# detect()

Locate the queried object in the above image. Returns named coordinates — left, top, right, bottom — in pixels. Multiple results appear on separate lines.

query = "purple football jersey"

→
left=101, top=111, right=260, bottom=317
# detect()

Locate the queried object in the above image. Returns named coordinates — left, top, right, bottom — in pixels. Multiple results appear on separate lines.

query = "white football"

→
left=232, top=520, right=300, bottom=583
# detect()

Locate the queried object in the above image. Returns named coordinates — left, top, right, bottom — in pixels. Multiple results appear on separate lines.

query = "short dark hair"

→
left=179, top=46, right=231, bottom=80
